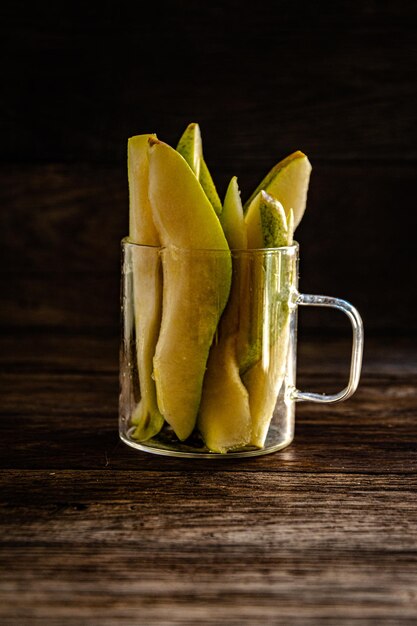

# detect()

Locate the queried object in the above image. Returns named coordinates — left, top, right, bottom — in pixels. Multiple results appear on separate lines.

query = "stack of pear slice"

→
left=127, top=123, right=311, bottom=453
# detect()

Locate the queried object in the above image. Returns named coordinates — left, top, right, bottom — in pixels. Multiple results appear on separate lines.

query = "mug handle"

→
left=292, top=294, right=364, bottom=403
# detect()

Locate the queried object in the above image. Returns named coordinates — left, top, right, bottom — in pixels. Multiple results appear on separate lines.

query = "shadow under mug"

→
left=119, top=240, right=364, bottom=458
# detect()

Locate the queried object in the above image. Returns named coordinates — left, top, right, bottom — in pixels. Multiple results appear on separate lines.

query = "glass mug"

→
left=119, top=239, right=363, bottom=458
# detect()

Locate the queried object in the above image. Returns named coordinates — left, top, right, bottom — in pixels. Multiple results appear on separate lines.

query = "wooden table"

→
left=1, top=332, right=416, bottom=625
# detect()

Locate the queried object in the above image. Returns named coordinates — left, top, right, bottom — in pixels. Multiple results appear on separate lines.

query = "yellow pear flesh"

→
left=176, top=122, right=203, bottom=178
left=220, top=176, right=248, bottom=250
left=244, top=151, right=311, bottom=230
left=243, top=319, right=291, bottom=447
left=198, top=335, right=251, bottom=453
left=127, top=135, right=164, bottom=441
left=128, top=135, right=159, bottom=245
left=148, top=139, right=232, bottom=441
left=198, top=180, right=251, bottom=453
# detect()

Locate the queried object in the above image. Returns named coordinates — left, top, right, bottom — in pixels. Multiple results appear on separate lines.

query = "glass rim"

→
left=121, top=236, right=299, bottom=254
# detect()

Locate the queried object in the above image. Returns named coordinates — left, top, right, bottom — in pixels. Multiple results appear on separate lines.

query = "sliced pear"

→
left=220, top=176, right=248, bottom=250
left=245, top=190, right=292, bottom=249
left=240, top=150, right=308, bottom=447
left=242, top=248, right=295, bottom=448
left=236, top=252, right=266, bottom=376
left=127, top=134, right=164, bottom=441
left=237, top=191, right=292, bottom=373
left=128, top=134, right=159, bottom=245
left=176, top=122, right=202, bottom=178
left=287, top=208, right=295, bottom=245
left=243, top=150, right=312, bottom=230
left=243, top=311, right=291, bottom=447
left=198, top=178, right=251, bottom=453
left=148, top=138, right=232, bottom=441
left=176, top=122, right=222, bottom=215
left=239, top=190, right=295, bottom=448
left=198, top=335, right=251, bottom=453
left=199, top=158, right=223, bottom=216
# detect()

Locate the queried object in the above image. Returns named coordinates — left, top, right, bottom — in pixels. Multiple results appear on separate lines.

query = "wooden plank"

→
left=0, top=333, right=119, bottom=374
left=0, top=397, right=415, bottom=473
left=1, top=161, right=416, bottom=273
left=0, top=470, right=416, bottom=624
left=0, top=331, right=415, bottom=623
left=0, top=336, right=416, bottom=473
left=0, top=163, right=127, bottom=273
left=1, top=161, right=416, bottom=332
left=0, top=272, right=121, bottom=331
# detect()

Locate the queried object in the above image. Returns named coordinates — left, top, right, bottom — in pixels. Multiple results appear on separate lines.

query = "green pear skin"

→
left=176, top=123, right=222, bottom=215
left=246, top=191, right=291, bottom=248
left=238, top=191, right=292, bottom=374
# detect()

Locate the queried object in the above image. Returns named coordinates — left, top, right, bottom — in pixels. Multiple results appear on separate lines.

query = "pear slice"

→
left=245, top=190, right=292, bottom=249
left=241, top=249, right=294, bottom=448
left=176, top=122, right=202, bottom=178
left=128, top=134, right=159, bottom=245
left=239, top=190, right=295, bottom=448
left=243, top=150, right=312, bottom=230
left=199, top=158, right=223, bottom=216
left=220, top=176, right=248, bottom=250
left=198, top=177, right=251, bottom=453
left=198, top=335, right=251, bottom=453
left=127, top=134, right=164, bottom=441
left=148, top=138, right=232, bottom=441
left=243, top=308, right=291, bottom=447
left=237, top=191, right=292, bottom=374
left=176, top=122, right=222, bottom=215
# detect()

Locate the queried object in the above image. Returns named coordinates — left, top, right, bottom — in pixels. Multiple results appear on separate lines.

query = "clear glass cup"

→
left=119, top=239, right=363, bottom=458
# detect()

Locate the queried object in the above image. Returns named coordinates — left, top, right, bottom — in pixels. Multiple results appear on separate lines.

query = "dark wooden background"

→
left=1, top=0, right=417, bottom=336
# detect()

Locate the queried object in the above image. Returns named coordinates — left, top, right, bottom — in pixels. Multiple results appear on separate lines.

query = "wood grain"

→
left=1, top=333, right=416, bottom=623
left=1, top=161, right=416, bottom=332
left=1, top=471, right=416, bottom=624
left=1, top=336, right=416, bottom=473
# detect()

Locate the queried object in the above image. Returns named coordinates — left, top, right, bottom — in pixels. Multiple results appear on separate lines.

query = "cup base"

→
left=120, top=425, right=293, bottom=459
